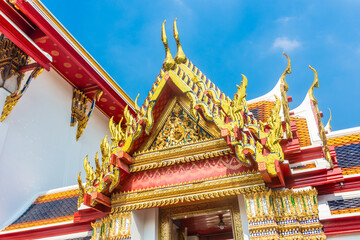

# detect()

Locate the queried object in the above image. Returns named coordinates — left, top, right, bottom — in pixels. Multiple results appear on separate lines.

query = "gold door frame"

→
left=159, top=197, right=243, bottom=240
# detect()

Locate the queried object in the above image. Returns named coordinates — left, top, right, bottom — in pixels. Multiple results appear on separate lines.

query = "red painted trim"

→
left=0, top=221, right=92, bottom=240
left=0, top=1, right=35, bottom=35
left=74, top=208, right=108, bottom=223
left=285, top=166, right=344, bottom=189
left=322, top=215, right=360, bottom=236
left=91, top=192, right=111, bottom=207
left=285, top=146, right=324, bottom=164
left=118, top=151, right=133, bottom=165
left=13, top=0, right=134, bottom=115
left=0, top=5, right=51, bottom=70
left=317, top=175, right=360, bottom=195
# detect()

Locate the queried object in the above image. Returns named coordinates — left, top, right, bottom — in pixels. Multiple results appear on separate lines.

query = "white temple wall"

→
left=0, top=69, right=110, bottom=228
left=131, top=208, right=159, bottom=240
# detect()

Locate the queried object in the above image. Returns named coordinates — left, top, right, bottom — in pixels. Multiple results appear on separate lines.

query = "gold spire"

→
left=280, top=52, right=292, bottom=139
left=173, top=18, right=186, bottom=64
left=308, top=65, right=333, bottom=167
left=326, top=108, right=332, bottom=131
left=161, top=20, right=175, bottom=71
left=308, top=65, right=319, bottom=103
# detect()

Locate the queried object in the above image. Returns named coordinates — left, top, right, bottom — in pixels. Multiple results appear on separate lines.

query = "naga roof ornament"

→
left=308, top=65, right=333, bottom=167
left=280, top=52, right=293, bottom=139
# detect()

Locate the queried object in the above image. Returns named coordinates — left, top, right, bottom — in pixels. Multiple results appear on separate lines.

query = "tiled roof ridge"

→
left=35, top=189, right=78, bottom=204
left=183, top=58, right=228, bottom=100
left=2, top=215, right=73, bottom=231
left=328, top=133, right=360, bottom=147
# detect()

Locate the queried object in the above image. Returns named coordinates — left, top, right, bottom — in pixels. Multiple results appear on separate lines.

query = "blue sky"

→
left=43, top=0, right=360, bottom=130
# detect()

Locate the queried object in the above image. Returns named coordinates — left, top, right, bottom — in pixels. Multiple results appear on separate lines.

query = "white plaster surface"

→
left=0, top=69, right=109, bottom=229
left=131, top=208, right=159, bottom=240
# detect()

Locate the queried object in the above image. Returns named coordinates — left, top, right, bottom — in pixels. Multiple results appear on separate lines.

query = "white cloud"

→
left=272, top=37, right=301, bottom=52
left=276, top=17, right=293, bottom=23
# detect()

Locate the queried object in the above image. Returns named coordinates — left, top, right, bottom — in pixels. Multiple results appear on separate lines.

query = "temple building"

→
left=1, top=1, right=360, bottom=240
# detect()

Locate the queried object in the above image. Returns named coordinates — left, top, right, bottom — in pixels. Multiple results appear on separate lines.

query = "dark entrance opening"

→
left=171, top=210, right=234, bottom=240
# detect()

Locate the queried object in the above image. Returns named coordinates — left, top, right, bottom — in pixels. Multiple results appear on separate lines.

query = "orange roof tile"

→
left=3, top=215, right=73, bottom=231
left=34, top=189, right=78, bottom=204
left=328, top=133, right=360, bottom=147
left=291, top=117, right=311, bottom=147
left=2, top=188, right=78, bottom=232
left=248, top=101, right=274, bottom=123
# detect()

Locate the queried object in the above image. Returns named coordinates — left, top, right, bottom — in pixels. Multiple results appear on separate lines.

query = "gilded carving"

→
left=308, top=66, right=333, bottom=167
left=244, top=188, right=326, bottom=239
left=149, top=102, right=213, bottom=151
left=0, top=35, right=28, bottom=82
left=111, top=172, right=265, bottom=211
left=1, top=65, right=43, bottom=122
left=70, top=88, right=103, bottom=140
left=91, top=211, right=131, bottom=240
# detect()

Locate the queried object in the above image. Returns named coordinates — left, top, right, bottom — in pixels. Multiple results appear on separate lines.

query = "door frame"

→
left=159, top=196, right=243, bottom=240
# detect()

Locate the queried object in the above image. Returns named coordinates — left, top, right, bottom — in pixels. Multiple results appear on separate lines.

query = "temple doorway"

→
left=159, top=197, right=242, bottom=240
left=171, top=210, right=234, bottom=240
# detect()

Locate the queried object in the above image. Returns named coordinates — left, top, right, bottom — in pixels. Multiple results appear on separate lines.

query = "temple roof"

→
left=0, top=0, right=135, bottom=122
left=327, top=128, right=360, bottom=176
left=1, top=186, right=78, bottom=232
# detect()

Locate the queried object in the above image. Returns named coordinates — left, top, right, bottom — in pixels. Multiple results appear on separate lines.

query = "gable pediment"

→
left=135, top=95, right=220, bottom=154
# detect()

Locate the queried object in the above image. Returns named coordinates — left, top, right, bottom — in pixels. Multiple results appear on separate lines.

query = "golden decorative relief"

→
left=111, top=172, right=265, bottom=212
left=1, top=65, right=43, bottom=122
left=0, top=35, right=28, bottom=82
left=91, top=211, right=131, bottom=240
left=244, top=188, right=326, bottom=240
left=149, top=102, right=213, bottom=151
left=160, top=197, right=243, bottom=240
left=70, top=88, right=103, bottom=141
left=131, top=143, right=232, bottom=172
left=308, top=66, right=333, bottom=167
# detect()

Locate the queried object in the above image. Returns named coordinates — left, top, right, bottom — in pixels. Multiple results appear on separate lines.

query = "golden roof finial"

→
left=134, top=94, right=140, bottom=113
left=308, top=65, right=319, bottom=103
left=173, top=18, right=186, bottom=64
left=281, top=52, right=291, bottom=85
left=161, top=20, right=175, bottom=71
left=280, top=52, right=292, bottom=139
left=326, top=108, right=332, bottom=131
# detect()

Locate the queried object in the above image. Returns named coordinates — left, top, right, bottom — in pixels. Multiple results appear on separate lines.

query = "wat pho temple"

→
left=1, top=1, right=360, bottom=240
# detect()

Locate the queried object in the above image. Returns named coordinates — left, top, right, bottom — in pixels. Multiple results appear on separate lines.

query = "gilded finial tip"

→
left=173, top=18, right=186, bottom=63
left=161, top=20, right=175, bottom=70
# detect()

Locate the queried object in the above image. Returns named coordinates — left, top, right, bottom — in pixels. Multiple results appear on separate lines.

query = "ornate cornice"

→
left=111, top=172, right=265, bottom=212
left=131, top=138, right=230, bottom=172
